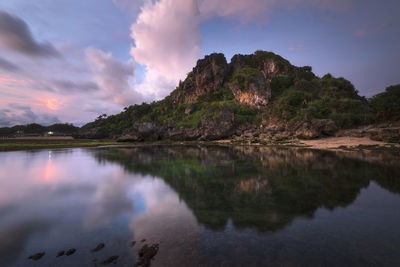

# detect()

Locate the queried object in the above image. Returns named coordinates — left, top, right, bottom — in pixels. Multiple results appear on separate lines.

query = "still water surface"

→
left=0, top=145, right=400, bottom=266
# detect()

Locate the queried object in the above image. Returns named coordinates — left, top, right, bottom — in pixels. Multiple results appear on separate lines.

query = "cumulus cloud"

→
left=0, top=9, right=59, bottom=57
left=85, top=47, right=143, bottom=106
left=0, top=104, right=60, bottom=126
left=130, top=0, right=201, bottom=97
left=135, top=68, right=175, bottom=100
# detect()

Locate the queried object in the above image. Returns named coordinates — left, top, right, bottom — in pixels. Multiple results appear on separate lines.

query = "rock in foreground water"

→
left=137, top=244, right=159, bottom=266
left=66, top=248, right=76, bottom=256
left=56, top=250, right=65, bottom=257
left=28, top=252, right=45, bottom=260
left=92, top=243, right=105, bottom=252
left=101, top=255, right=119, bottom=265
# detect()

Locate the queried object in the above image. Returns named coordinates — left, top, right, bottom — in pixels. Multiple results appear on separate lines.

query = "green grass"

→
left=0, top=139, right=120, bottom=151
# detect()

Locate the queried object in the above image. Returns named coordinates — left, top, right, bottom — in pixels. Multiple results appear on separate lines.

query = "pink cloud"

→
left=130, top=0, right=201, bottom=90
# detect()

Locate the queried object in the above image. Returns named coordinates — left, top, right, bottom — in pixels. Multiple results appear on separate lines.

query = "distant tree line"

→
left=0, top=123, right=79, bottom=136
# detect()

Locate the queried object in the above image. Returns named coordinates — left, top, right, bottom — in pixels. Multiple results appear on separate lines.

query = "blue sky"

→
left=0, top=0, right=399, bottom=126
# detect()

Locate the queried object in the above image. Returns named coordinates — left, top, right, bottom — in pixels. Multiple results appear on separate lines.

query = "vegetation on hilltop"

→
left=369, top=84, right=400, bottom=122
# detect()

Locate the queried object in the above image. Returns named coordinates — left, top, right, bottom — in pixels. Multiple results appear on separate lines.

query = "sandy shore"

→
left=299, top=137, right=391, bottom=150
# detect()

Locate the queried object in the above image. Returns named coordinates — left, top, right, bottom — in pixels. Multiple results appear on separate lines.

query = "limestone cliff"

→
left=171, top=51, right=297, bottom=108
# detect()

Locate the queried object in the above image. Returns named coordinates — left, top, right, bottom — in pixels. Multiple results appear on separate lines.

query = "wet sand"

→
left=299, top=137, right=391, bottom=150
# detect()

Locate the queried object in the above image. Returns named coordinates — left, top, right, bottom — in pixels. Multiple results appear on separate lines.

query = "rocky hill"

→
left=80, top=50, right=400, bottom=142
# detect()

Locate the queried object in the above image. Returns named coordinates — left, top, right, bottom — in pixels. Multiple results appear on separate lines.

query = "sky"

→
left=0, top=0, right=399, bottom=127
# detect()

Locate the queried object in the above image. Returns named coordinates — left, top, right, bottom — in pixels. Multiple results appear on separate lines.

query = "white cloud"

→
left=135, top=67, right=175, bottom=101
left=130, top=0, right=202, bottom=97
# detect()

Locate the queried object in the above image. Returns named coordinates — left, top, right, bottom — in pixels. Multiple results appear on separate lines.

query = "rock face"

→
left=171, top=53, right=229, bottom=104
left=171, top=51, right=293, bottom=108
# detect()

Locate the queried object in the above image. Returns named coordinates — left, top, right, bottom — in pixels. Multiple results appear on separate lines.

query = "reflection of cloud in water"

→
left=130, top=177, right=203, bottom=265
left=84, top=169, right=136, bottom=228
left=0, top=149, right=144, bottom=265
left=0, top=220, right=50, bottom=266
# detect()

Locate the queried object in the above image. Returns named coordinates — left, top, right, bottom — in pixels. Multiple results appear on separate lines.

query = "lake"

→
left=1, top=145, right=400, bottom=266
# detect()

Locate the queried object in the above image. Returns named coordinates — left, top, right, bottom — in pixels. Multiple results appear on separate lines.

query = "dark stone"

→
left=200, top=106, right=235, bottom=140
left=28, top=252, right=45, bottom=260
left=130, top=241, right=136, bottom=247
left=293, top=119, right=337, bottom=139
left=91, top=243, right=105, bottom=252
left=101, top=255, right=119, bottom=265
left=137, top=244, right=159, bottom=267
left=118, top=122, right=160, bottom=142
left=66, top=248, right=76, bottom=256
left=56, top=250, right=65, bottom=257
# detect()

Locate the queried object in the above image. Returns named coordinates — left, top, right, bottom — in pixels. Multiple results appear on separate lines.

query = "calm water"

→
left=1, top=145, right=400, bottom=267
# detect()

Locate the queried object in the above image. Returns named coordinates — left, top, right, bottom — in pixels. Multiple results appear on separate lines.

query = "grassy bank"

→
left=0, top=139, right=120, bottom=151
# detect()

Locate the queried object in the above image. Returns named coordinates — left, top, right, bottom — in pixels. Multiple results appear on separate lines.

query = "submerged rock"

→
left=141, top=239, right=146, bottom=243
left=28, top=252, right=45, bottom=260
left=137, top=243, right=159, bottom=266
left=130, top=241, right=136, bottom=247
left=66, top=248, right=76, bottom=256
left=91, top=243, right=105, bottom=252
left=56, top=250, right=65, bottom=257
left=101, top=255, right=119, bottom=265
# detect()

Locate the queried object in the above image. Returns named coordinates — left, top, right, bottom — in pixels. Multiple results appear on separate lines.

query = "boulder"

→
left=118, top=122, right=159, bottom=142
left=293, top=119, right=337, bottom=139
left=339, top=124, right=400, bottom=143
left=200, top=107, right=235, bottom=140
left=367, top=126, right=400, bottom=143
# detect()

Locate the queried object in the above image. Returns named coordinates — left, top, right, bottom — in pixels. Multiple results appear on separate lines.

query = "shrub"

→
left=369, top=84, right=400, bottom=122
left=231, top=68, right=263, bottom=90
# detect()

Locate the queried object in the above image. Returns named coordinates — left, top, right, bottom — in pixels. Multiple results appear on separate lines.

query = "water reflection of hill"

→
left=92, top=145, right=400, bottom=232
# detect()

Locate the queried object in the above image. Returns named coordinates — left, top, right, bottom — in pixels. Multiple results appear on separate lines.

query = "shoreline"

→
left=0, top=136, right=399, bottom=152
left=0, top=139, right=119, bottom=152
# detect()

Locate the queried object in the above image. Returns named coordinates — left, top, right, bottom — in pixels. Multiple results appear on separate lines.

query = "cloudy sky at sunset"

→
left=0, top=0, right=399, bottom=126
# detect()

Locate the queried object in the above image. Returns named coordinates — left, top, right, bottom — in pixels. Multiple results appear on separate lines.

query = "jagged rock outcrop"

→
left=171, top=51, right=294, bottom=108
left=171, top=53, right=229, bottom=104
